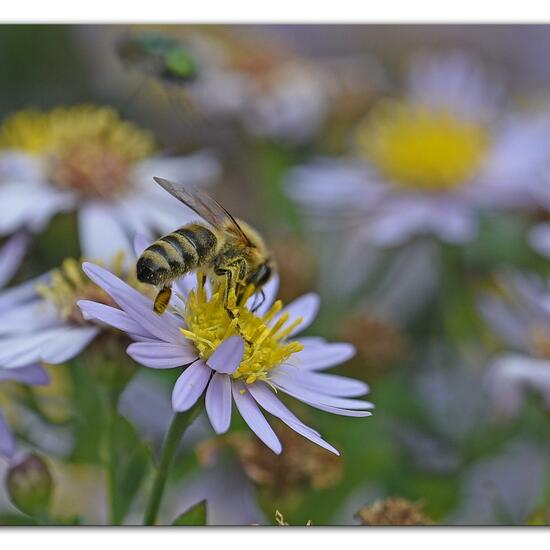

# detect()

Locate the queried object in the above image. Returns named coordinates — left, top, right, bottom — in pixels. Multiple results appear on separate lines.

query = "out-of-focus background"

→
left=2, top=24, right=550, bottom=525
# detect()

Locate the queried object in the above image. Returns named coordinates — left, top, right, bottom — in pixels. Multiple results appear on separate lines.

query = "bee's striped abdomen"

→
left=136, top=223, right=217, bottom=286
left=174, top=224, right=217, bottom=261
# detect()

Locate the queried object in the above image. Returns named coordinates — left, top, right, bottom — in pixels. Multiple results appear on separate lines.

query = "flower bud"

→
left=6, top=453, right=53, bottom=517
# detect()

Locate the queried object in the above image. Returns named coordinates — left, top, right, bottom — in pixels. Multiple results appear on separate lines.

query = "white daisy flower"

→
left=0, top=246, right=153, bottom=371
left=479, top=270, right=550, bottom=417
left=285, top=51, right=550, bottom=248
left=0, top=105, right=220, bottom=263
left=77, top=262, right=373, bottom=455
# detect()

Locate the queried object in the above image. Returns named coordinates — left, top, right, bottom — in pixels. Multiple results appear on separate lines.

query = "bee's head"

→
left=136, top=256, right=166, bottom=286
left=247, top=259, right=273, bottom=288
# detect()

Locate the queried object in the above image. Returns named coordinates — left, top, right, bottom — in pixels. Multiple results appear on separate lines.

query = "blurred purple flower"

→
left=479, top=270, right=550, bottom=417
left=449, top=441, right=547, bottom=525
left=78, top=262, right=372, bottom=455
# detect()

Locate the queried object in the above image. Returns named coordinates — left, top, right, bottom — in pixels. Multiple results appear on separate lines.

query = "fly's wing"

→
left=153, top=177, right=252, bottom=244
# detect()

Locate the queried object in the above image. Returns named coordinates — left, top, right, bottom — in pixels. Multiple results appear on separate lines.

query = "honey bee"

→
left=137, top=177, right=275, bottom=315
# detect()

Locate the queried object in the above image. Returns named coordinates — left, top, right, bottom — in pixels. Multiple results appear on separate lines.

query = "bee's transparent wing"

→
left=153, top=177, right=251, bottom=244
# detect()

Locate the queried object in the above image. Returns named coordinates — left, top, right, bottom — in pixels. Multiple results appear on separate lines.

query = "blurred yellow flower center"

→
left=0, top=105, right=154, bottom=199
left=181, top=274, right=304, bottom=383
left=356, top=101, right=488, bottom=191
left=36, top=254, right=151, bottom=324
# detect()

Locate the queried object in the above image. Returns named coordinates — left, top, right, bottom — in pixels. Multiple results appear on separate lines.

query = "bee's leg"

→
left=251, top=289, right=266, bottom=313
left=216, top=263, right=253, bottom=345
left=153, top=285, right=172, bottom=315
left=215, top=259, right=247, bottom=310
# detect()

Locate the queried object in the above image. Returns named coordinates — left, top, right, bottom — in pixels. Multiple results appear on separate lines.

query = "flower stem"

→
left=143, top=400, right=203, bottom=526
left=106, top=388, right=120, bottom=525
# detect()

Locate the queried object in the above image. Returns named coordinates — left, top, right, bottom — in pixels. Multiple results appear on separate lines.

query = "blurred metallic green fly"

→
left=117, top=32, right=199, bottom=85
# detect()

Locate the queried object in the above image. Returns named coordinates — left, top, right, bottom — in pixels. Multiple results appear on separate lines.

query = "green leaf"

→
left=172, top=500, right=207, bottom=526
left=0, top=514, right=38, bottom=526
left=68, top=360, right=106, bottom=463
left=108, top=414, right=153, bottom=525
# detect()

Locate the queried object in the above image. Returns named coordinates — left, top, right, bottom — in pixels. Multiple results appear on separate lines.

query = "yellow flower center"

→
left=181, top=274, right=304, bottom=384
left=0, top=105, right=155, bottom=199
left=356, top=100, right=488, bottom=191
left=36, top=254, right=152, bottom=324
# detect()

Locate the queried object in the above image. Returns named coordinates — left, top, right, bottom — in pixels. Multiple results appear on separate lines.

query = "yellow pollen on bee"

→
left=356, top=100, right=488, bottom=191
left=181, top=274, right=304, bottom=383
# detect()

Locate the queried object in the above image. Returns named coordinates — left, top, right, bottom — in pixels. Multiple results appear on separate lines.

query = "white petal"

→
left=0, top=330, right=61, bottom=368
left=0, top=364, right=49, bottom=385
left=0, top=299, right=59, bottom=336
left=273, top=378, right=374, bottom=412
left=172, top=360, right=211, bottom=412
left=133, top=234, right=152, bottom=257
left=0, top=410, right=15, bottom=458
left=133, top=153, right=221, bottom=191
left=271, top=293, right=320, bottom=337
left=82, top=262, right=183, bottom=344
left=529, top=223, right=550, bottom=259
left=77, top=300, right=151, bottom=339
left=248, top=382, right=339, bottom=455
left=247, top=382, right=319, bottom=435
left=206, top=336, right=244, bottom=374
left=78, top=202, right=134, bottom=266
left=232, top=381, right=281, bottom=454
left=292, top=340, right=356, bottom=370
left=0, top=181, right=74, bottom=235
left=127, top=341, right=197, bottom=369
left=275, top=365, right=369, bottom=397
left=0, top=274, right=45, bottom=313
left=40, top=326, right=99, bottom=364
left=205, top=373, right=232, bottom=434
left=407, top=51, right=502, bottom=120
left=0, top=326, right=94, bottom=368
left=0, top=151, right=44, bottom=182
left=0, top=233, right=28, bottom=287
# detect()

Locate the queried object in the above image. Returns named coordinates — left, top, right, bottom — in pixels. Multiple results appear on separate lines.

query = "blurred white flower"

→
left=0, top=232, right=47, bottom=458
left=0, top=233, right=28, bottom=291
left=0, top=244, right=151, bottom=372
left=286, top=51, right=550, bottom=248
left=449, top=441, right=547, bottom=525
left=242, top=60, right=331, bottom=144
left=0, top=105, right=220, bottom=264
left=480, top=270, right=550, bottom=417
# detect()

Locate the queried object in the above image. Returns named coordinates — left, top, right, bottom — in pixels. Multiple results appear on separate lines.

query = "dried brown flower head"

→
left=355, top=497, right=433, bottom=526
left=339, top=313, right=407, bottom=378
left=271, top=238, right=316, bottom=304
left=196, top=426, right=342, bottom=495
